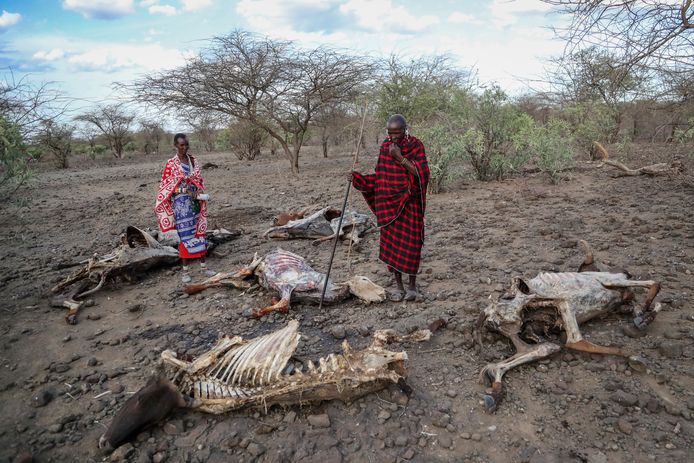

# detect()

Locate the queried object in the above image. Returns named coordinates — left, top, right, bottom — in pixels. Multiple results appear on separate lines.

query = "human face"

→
left=386, top=124, right=405, bottom=144
left=175, top=138, right=188, bottom=157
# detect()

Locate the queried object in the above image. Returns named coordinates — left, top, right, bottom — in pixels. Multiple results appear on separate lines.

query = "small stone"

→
left=62, top=335, right=72, bottom=343
left=31, top=388, right=54, bottom=408
left=377, top=410, right=391, bottom=422
left=284, top=410, right=297, bottom=423
left=402, top=448, right=415, bottom=460
left=307, top=414, right=331, bottom=428
left=536, top=364, right=548, bottom=373
left=471, top=433, right=482, bottom=441
left=395, top=436, right=408, bottom=447
left=246, top=442, right=266, bottom=457
left=611, top=391, right=638, bottom=407
left=617, top=418, right=632, bottom=435
left=445, top=390, right=458, bottom=398
left=438, top=435, right=453, bottom=448
left=152, top=452, right=167, bottom=463
left=127, top=304, right=143, bottom=313
left=87, top=313, right=101, bottom=320
left=110, top=443, right=135, bottom=461
left=87, top=357, right=98, bottom=367
left=53, top=363, right=70, bottom=373
left=658, top=341, right=682, bottom=359
left=163, top=420, right=184, bottom=435
left=330, top=325, right=346, bottom=339
left=461, top=432, right=471, bottom=440
left=47, top=423, right=63, bottom=433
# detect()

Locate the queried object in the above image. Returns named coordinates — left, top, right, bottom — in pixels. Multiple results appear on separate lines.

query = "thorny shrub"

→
left=0, top=115, right=31, bottom=192
left=514, top=118, right=575, bottom=183
left=461, top=86, right=532, bottom=181
left=559, top=102, right=617, bottom=157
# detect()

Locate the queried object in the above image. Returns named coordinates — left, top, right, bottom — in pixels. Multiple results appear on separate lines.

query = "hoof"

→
left=627, top=355, right=647, bottom=373
left=483, top=394, right=498, bottom=413
left=66, top=315, right=78, bottom=325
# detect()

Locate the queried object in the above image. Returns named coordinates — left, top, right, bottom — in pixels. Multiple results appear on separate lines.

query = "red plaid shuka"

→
left=352, top=135, right=429, bottom=275
left=154, top=154, right=207, bottom=235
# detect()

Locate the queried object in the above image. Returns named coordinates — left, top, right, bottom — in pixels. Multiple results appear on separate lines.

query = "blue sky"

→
left=0, top=0, right=565, bottom=112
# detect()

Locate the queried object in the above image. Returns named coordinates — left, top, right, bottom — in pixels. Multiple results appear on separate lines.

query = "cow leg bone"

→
left=479, top=342, right=561, bottom=412
left=604, top=280, right=661, bottom=329
left=251, top=298, right=290, bottom=318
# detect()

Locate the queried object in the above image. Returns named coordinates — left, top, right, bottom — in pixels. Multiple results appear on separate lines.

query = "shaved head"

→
left=387, top=114, right=407, bottom=129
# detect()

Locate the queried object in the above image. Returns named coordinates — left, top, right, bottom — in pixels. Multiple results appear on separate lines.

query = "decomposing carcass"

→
left=476, top=240, right=662, bottom=412
left=99, top=320, right=434, bottom=451
left=51, top=226, right=239, bottom=324
left=263, top=207, right=374, bottom=246
left=185, top=248, right=386, bottom=317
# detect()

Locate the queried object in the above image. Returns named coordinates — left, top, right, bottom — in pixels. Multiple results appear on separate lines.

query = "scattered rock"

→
left=246, top=442, right=266, bottom=457
left=307, top=414, right=331, bottom=428
left=611, top=391, right=638, bottom=407
left=617, top=418, right=632, bottom=435
left=110, top=443, right=134, bottom=461
left=658, top=341, right=683, bottom=359
left=163, top=420, right=184, bottom=435
left=330, top=325, right=346, bottom=339
left=31, top=388, right=54, bottom=408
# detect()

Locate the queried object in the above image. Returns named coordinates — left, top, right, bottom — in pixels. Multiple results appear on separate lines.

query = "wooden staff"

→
left=318, top=102, right=368, bottom=310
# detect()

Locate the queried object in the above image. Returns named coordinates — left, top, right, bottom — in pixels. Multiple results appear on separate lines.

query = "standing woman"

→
left=155, top=133, right=212, bottom=282
left=351, top=114, right=430, bottom=301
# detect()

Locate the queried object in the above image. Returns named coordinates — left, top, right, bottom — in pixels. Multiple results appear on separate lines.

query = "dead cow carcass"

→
left=51, top=226, right=239, bottom=324
left=99, top=320, right=431, bottom=451
left=185, top=248, right=386, bottom=317
left=477, top=240, right=661, bottom=412
left=264, top=207, right=373, bottom=246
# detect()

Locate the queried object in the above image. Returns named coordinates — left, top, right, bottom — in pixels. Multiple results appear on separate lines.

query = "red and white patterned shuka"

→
left=352, top=135, right=430, bottom=275
left=155, top=154, right=207, bottom=235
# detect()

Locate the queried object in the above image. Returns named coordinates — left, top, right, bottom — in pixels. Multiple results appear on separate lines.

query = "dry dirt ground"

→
left=1, top=143, right=693, bottom=463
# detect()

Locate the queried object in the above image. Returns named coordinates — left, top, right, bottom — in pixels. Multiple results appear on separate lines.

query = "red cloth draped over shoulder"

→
left=352, top=135, right=429, bottom=274
left=352, top=135, right=429, bottom=230
left=154, top=154, right=207, bottom=236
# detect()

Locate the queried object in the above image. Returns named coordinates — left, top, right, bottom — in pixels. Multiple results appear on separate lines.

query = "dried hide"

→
left=51, top=226, right=240, bottom=324
left=185, top=249, right=385, bottom=317
left=263, top=207, right=374, bottom=246
left=477, top=240, right=661, bottom=413
left=100, top=320, right=431, bottom=450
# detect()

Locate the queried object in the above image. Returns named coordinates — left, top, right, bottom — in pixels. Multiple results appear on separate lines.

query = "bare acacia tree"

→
left=37, top=120, right=73, bottom=168
left=74, top=104, right=135, bottom=158
left=187, top=112, right=221, bottom=152
left=139, top=120, right=166, bottom=156
left=543, top=1, right=693, bottom=95
left=123, top=30, right=374, bottom=174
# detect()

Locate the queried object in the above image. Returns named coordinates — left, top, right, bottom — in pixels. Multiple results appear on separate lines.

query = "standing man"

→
left=351, top=114, right=430, bottom=301
left=155, top=133, right=212, bottom=283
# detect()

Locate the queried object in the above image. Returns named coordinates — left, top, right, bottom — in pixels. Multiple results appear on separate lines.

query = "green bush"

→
left=0, top=116, right=31, bottom=191
left=37, top=121, right=73, bottom=169
left=418, top=124, right=467, bottom=193
left=559, top=102, right=617, bottom=156
left=514, top=118, right=575, bottom=183
left=674, top=118, right=694, bottom=143
left=462, top=86, right=532, bottom=181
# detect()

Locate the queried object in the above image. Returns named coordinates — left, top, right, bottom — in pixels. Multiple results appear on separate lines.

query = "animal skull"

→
left=477, top=241, right=661, bottom=412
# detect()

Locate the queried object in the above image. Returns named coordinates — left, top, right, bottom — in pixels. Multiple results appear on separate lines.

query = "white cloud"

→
left=490, top=0, right=552, bottom=27
left=149, top=4, right=179, bottom=15
left=66, top=43, right=190, bottom=72
left=0, top=10, right=22, bottom=30
left=339, top=0, right=438, bottom=33
left=139, top=0, right=159, bottom=6
left=181, top=0, right=213, bottom=12
left=33, top=48, right=66, bottom=61
left=448, top=11, right=482, bottom=25
left=63, top=0, right=135, bottom=19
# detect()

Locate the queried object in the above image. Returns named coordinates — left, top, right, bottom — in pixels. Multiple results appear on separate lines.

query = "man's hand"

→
left=388, top=144, right=403, bottom=162
left=346, top=171, right=354, bottom=183
left=190, top=190, right=203, bottom=200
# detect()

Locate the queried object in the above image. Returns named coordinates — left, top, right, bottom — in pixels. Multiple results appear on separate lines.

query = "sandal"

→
left=200, top=263, right=216, bottom=277
left=390, top=289, right=405, bottom=302
left=404, top=289, right=418, bottom=301
left=181, top=273, right=192, bottom=283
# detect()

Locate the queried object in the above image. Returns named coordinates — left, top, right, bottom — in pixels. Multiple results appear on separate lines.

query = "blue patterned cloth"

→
left=173, top=163, right=207, bottom=255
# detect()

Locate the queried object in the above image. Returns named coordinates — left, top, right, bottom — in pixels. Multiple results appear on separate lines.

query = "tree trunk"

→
left=322, top=139, right=328, bottom=158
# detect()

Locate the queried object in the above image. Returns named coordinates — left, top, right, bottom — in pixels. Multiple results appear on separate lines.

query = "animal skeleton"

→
left=477, top=241, right=661, bottom=412
left=263, top=207, right=374, bottom=246
left=100, top=320, right=432, bottom=450
left=51, top=226, right=239, bottom=323
left=185, top=248, right=386, bottom=317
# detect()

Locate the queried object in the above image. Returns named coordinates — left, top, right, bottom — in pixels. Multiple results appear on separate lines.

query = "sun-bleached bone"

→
left=476, top=240, right=662, bottom=413
left=100, top=320, right=430, bottom=450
